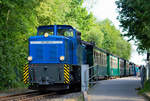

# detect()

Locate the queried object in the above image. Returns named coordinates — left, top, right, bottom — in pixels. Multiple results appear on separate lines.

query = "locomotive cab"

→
left=27, top=25, right=84, bottom=90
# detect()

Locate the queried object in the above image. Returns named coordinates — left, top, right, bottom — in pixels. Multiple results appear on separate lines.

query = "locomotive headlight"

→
left=60, top=56, right=65, bottom=61
left=28, top=56, right=32, bottom=61
left=44, top=32, right=49, bottom=37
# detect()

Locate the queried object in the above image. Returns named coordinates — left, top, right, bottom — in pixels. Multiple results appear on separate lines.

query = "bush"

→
left=139, top=80, right=150, bottom=94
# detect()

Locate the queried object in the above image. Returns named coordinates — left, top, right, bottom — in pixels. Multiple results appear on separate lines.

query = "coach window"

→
left=112, top=59, right=113, bottom=67
left=116, top=59, right=118, bottom=68
left=96, top=52, right=98, bottom=64
left=97, top=52, right=99, bottom=64
left=100, top=53, right=103, bottom=65
left=104, top=54, right=106, bottom=66
left=99, top=53, right=101, bottom=65
left=102, top=53, right=103, bottom=66
left=94, top=52, right=95, bottom=63
left=104, top=54, right=105, bottom=66
left=102, top=53, right=104, bottom=66
left=94, top=52, right=96, bottom=63
left=95, top=52, right=97, bottom=64
left=114, top=59, right=115, bottom=68
left=115, top=59, right=116, bottom=68
left=111, top=59, right=113, bottom=67
left=94, top=52, right=96, bottom=64
left=97, top=52, right=98, bottom=64
left=101, top=53, right=103, bottom=66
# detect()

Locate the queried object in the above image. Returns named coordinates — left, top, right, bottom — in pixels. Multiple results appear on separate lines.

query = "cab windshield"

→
left=38, top=27, right=74, bottom=37
left=57, top=28, right=74, bottom=37
left=38, top=28, right=54, bottom=36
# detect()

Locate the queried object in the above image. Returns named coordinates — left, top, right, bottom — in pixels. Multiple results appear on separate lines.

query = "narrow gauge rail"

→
left=0, top=91, right=56, bottom=101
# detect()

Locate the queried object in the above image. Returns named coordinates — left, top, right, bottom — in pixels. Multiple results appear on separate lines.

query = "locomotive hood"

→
left=28, top=35, right=73, bottom=64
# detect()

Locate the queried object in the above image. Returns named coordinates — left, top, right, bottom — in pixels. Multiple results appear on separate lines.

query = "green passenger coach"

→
left=93, top=48, right=108, bottom=78
left=107, top=55, right=120, bottom=76
left=83, top=41, right=131, bottom=79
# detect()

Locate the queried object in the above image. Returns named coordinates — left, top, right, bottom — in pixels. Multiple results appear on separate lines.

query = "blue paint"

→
left=29, top=25, right=85, bottom=66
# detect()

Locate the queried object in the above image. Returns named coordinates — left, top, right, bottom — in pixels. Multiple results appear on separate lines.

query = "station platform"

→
left=87, top=77, right=147, bottom=101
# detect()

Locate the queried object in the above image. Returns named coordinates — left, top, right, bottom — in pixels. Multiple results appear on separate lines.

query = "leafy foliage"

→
left=139, top=80, right=150, bottom=94
left=116, top=0, right=150, bottom=52
left=0, top=0, right=39, bottom=89
left=0, top=0, right=131, bottom=90
left=99, top=19, right=131, bottom=59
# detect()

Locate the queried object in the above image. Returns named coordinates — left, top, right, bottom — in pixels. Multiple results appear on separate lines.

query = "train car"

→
left=25, top=25, right=87, bottom=90
left=107, top=55, right=119, bottom=77
left=93, top=47, right=108, bottom=79
left=119, top=58, right=125, bottom=77
left=126, top=61, right=130, bottom=76
left=129, top=62, right=135, bottom=76
left=81, top=42, right=108, bottom=79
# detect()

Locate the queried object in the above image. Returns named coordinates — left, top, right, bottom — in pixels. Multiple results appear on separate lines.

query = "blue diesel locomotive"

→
left=24, top=25, right=137, bottom=91
left=27, top=25, right=86, bottom=90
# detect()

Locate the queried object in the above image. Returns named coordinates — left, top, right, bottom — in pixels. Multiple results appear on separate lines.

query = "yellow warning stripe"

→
left=24, top=68, right=28, bottom=72
left=64, top=70, right=69, bottom=75
left=24, top=76, right=29, bottom=82
left=65, top=65, right=69, bottom=69
left=64, top=81, right=69, bottom=84
left=64, top=67, right=69, bottom=72
left=64, top=77, right=69, bottom=82
left=64, top=69, right=69, bottom=73
left=24, top=72, right=29, bottom=79
left=24, top=73, right=29, bottom=79
left=64, top=72, right=69, bottom=76
left=64, top=74, right=69, bottom=81
left=24, top=65, right=28, bottom=69
left=64, top=73, right=69, bottom=78
left=23, top=64, right=29, bottom=84
left=24, top=67, right=28, bottom=71
left=24, top=70, right=29, bottom=75
left=64, top=64, right=70, bottom=84
left=64, top=69, right=69, bottom=74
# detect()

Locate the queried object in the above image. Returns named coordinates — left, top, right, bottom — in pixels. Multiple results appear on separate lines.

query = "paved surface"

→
left=88, top=77, right=147, bottom=101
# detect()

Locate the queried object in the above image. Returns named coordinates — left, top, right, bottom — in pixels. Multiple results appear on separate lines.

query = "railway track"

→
left=0, top=91, right=56, bottom=101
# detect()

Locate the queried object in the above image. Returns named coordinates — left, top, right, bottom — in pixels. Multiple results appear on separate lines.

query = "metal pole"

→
left=81, top=64, right=89, bottom=92
left=146, top=52, right=150, bottom=80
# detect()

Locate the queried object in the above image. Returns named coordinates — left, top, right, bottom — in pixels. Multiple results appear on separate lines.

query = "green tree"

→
left=116, top=0, right=150, bottom=52
left=0, top=0, right=39, bottom=89
left=99, top=19, right=131, bottom=59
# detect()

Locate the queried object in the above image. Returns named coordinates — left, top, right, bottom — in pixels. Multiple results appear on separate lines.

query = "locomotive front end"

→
left=27, top=25, right=74, bottom=90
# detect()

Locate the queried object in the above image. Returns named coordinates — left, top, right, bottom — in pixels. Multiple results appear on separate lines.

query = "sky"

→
left=83, top=0, right=146, bottom=65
